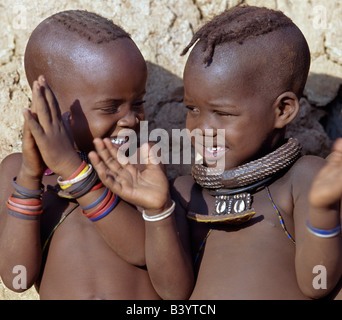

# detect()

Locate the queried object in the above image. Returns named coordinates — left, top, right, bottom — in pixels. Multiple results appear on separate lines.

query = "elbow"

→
left=1, top=274, right=32, bottom=294
left=299, top=286, right=330, bottom=299
left=156, top=275, right=194, bottom=300
left=0, top=265, right=38, bottom=294
left=297, top=278, right=339, bottom=299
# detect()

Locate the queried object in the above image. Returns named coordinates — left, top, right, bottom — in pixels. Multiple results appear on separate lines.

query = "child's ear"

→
left=273, top=91, right=299, bottom=129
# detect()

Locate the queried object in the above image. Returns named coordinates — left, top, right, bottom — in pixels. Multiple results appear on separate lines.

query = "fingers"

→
left=22, top=108, right=44, bottom=138
left=38, top=76, right=62, bottom=121
left=90, top=138, right=137, bottom=188
left=89, top=149, right=123, bottom=194
left=93, top=138, right=122, bottom=171
left=31, top=79, right=52, bottom=129
left=88, top=149, right=114, bottom=180
left=31, top=75, right=62, bottom=130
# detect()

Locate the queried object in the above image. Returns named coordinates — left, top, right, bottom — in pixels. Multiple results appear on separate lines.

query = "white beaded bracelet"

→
left=142, top=200, right=176, bottom=222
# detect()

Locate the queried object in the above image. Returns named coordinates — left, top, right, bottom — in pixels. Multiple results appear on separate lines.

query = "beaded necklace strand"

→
left=265, top=185, right=296, bottom=244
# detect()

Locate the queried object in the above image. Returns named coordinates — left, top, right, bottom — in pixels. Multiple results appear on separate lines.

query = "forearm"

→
left=145, top=212, right=194, bottom=300
left=0, top=216, right=42, bottom=291
left=87, top=199, right=146, bottom=266
left=0, top=172, right=42, bottom=291
left=296, top=206, right=342, bottom=298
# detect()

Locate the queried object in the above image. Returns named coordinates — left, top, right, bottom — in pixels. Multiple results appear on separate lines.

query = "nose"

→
left=117, top=108, right=138, bottom=128
left=190, top=114, right=217, bottom=137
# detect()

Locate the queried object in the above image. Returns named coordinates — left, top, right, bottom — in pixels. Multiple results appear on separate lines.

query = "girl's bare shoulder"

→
left=290, top=155, right=326, bottom=178
left=288, top=155, right=326, bottom=194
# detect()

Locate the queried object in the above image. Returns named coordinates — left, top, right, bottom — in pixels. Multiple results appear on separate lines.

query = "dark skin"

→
left=0, top=28, right=161, bottom=299
left=92, top=31, right=342, bottom=299
left=180, top=38, right=342, bottom=299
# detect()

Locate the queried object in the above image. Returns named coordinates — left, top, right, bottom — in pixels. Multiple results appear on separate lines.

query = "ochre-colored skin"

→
left=0, top=19, right=162, bottom=299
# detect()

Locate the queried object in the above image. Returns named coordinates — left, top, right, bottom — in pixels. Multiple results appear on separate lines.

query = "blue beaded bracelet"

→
left=307, top=221, right=341, bottom=238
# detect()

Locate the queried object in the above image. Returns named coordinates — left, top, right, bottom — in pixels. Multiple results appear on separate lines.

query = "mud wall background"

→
left=0, top=0, right=341, bottom=299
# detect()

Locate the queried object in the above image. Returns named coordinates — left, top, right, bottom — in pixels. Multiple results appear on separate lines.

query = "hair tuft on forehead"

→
left=181, top=5, right=294, bottom=64
left=49, top=10, right=131, bottom=44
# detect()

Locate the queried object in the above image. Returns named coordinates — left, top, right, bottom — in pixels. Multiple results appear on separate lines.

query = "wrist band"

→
left=89, top=194, right=119, bottom=222
left=66, top=161, right=87, bottom=180
left=307, top=221, right=341, bottom=238
left=7, top=195, right=43, bottom=220
left=57, top=164, right=93, bottom=187
left=8, top=199, right=42, bottom=211
left=7, top=209, right=41, bottom=220
left=60, top=163, right=89, bottom=190
left=142, top=200, right=175, bottom=222
left=85, top=191, right=115, bottom=219
left=83, top=189, right=111, bottom=214
left=54, top=169, right=100, bottom=200
left=89, top=182, right=104, bottom=193
left=81, top=187, right=109, bottom=211
left=12, top=177, right=44, bottom=199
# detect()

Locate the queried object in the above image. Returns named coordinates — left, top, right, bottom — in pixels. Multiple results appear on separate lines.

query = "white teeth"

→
left=111, top=137, right=128, bottom=145
left=206, top=147, right=224, bottom=152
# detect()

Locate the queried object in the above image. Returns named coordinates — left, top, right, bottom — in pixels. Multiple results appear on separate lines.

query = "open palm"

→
left=89, top=138, right=170, bottom=211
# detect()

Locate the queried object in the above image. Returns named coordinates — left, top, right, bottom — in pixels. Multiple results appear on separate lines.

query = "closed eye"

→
left=214, top=110, right=233, bottom=117
left=185, top=105, right=200, bottom=114
left=100, top=105, right=120, bottom=114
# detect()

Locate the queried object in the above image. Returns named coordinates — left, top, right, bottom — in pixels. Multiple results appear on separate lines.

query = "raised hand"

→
left=89, top=138, right=170, bottom=212
left=22, top=76, right=81, bottom=178
left=309, top=138, right=342, bottom=209
left=20, top=105, right=46, bottom=181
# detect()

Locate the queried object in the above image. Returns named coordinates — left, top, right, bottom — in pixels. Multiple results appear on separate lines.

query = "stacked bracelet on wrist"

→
left=142, top=200, right=176, bottom=222
left=54, top=161, right=100, bottom=199
left=81, top=187, right=119, bottom=222
left=7, top=178, right=44, bottom=220
left=45, top=160, right=119, bottom=222
left=307, top=221, right=341, bottom=238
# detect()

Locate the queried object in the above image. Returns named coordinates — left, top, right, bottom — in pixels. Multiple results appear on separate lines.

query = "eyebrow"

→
left=95, top=99, right=122, bottom=106
left=208, top=101, right=238, bottom=109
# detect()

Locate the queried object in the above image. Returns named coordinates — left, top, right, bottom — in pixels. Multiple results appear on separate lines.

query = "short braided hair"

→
left=181, top=6, right=294, bottom=64
left=48, top=10, right=130, bottom=43
left=24, top=10, right=133, bottom=87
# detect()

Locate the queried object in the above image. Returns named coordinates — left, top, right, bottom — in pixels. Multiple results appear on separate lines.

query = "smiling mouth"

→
left=204, top=146, right=227, bottom=158
left=110, top=136, right=130, bottom=148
